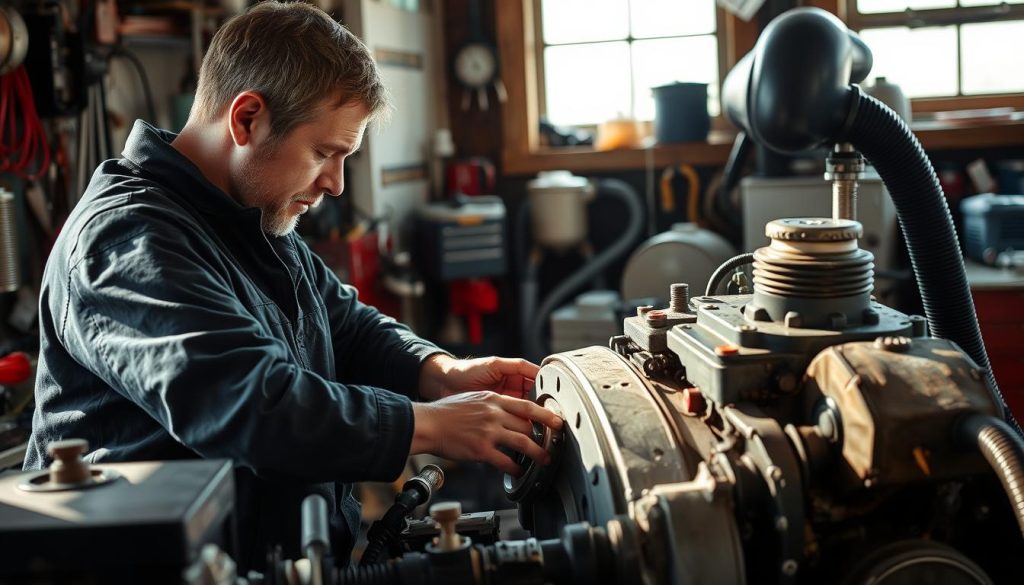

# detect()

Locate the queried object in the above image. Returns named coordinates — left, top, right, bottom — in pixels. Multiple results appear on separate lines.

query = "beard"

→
left=259, top=199, right=301, bottom=238
left=231, top=143, right=309, bottom=238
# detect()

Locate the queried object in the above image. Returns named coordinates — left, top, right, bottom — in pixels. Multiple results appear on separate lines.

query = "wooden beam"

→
left=496, top=1, right=535, bottom=172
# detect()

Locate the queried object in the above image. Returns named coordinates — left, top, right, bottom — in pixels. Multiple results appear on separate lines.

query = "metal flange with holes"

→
left=509, top=346, right=691, bottom=537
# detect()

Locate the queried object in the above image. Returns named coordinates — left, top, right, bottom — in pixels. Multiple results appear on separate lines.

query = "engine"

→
left=509, top=215, right=1023, bottom=584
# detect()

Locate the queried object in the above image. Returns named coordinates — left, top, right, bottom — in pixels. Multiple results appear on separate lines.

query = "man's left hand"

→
left=418, top=354, right=540, bottom=401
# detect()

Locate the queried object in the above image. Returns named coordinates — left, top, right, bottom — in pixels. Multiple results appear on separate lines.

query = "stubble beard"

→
left=233, top=144, right=304, bottom=238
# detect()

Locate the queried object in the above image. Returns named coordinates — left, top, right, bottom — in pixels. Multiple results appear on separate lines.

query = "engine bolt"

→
left=874, top=336, right=912, bottom=353
left=646, top=310, right=668, bottom=328
left=430, top=502, right=463, bottom=551
left=775, top=515, right=788, bottom=531
left=669, top=283, right=689, bottom=313
left=782, top=559, right=799, bottom=576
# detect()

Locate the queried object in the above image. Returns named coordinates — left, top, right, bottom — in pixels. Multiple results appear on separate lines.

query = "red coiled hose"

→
left=0, top=65, right=51, bottom=180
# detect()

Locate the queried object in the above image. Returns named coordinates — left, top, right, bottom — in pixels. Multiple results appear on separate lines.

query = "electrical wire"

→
left=108, top=45, right=157, bottom=123
left=0, top=66, right=52, bottom=180
left=705, top=252, right=755, bottom=297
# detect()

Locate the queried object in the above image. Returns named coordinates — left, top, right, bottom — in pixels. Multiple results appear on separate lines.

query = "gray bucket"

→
left=652, top=82, right=710, bottom=143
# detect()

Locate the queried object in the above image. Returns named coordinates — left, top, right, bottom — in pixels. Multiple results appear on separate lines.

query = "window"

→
left=495, top=2, right=1023, bottom=175
left=537, top=0, right=721, bottom=128
left=849, top=1, right=1024, bottom=98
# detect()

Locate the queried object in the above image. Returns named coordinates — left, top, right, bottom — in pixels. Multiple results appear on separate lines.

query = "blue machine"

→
left=961, top=193, right=1024, bottom=266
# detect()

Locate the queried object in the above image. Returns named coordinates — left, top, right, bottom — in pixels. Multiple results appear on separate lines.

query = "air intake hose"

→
left=523, top=179, right=644, bottom=362
left=958, top=414, right=1024, bottom=538
left=840, top=88, right=1017, bottom=430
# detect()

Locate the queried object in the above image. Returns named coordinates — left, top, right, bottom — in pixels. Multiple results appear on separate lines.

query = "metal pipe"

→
left=825, top=143, right=864, bottom=222
left=0, top=189, right=20, bottom=293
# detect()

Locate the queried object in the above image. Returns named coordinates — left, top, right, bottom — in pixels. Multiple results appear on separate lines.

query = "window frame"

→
left=843, top=0, right=1024, bottom=112
left=496, top=1, right=1024, bottom=176
left=497, top=1, right=757, bottom=174
left=531, top=0, right=725, bottom=128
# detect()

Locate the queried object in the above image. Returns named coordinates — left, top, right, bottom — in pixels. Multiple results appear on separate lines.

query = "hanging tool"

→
left=659, top=163, right=701, bottom=225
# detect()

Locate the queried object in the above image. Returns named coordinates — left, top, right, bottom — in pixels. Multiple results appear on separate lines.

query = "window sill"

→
left=502, top=119, right=1024, bottom=176
left=912, top=117, right=1024, bottom=150
left=503, top=129, right=738, bottom=176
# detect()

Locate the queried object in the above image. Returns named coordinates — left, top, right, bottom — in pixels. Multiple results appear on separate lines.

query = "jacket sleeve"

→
left=301, top=239, right=450, bottom=400
left=60, top=214, right=413, bottom=484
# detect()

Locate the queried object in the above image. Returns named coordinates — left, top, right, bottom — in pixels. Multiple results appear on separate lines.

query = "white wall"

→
left=339, top=0, right=442, bottom=252
left=105, top=39, right=191, bottom=154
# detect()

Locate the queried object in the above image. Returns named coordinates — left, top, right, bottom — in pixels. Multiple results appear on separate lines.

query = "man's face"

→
left=231, top=100, right=369, bottom=237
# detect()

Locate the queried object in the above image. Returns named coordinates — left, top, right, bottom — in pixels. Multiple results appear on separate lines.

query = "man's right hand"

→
left=410, top=391, right=564, bottom=476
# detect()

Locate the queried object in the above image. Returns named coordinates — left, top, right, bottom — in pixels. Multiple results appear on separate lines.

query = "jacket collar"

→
left=121, top=119, right=260, bottom=221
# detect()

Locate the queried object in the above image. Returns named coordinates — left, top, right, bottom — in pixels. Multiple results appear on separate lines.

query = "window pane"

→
left=632, top=36, right=719, bottom=120
left=857, top=0, right=955, bottom=13
left=544, top=42, right=632, bottom=126
left=961, top=20, right=1024, bottom=94
left=541, top=0, right=629, bottom=45
left=858, top=27, right=958, bottom=97
left=959, top=0, right=1024, bottom=6
left=630, top=0, right=716, bottom=39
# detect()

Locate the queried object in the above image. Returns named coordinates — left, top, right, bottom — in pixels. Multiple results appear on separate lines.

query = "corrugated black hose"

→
left=359, top=465, right=444, bottom=566
left=705, top=252, right=755, bottom=297
left=840, top=88, right=1021, bottom=434
left=959, top=414, right=1024, bottom=538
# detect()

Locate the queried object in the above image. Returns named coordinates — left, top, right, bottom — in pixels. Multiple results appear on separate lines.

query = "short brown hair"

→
left=192, top=1, right=389, bottom=140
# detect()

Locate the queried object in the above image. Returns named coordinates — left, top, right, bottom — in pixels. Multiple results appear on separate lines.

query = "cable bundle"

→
left=0, top=65, right=51, bottom=180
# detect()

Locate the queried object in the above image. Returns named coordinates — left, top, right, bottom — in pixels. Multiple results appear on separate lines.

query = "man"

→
left=24, top=0, right=561, bottom=570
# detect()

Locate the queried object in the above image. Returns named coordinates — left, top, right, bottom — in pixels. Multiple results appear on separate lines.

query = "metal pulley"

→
left=0, top=6, right=28, bottom=76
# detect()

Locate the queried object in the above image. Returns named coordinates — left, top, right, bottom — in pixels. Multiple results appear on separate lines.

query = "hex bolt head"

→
left=862, top=308, right=880, bottom=325
left=784, top=311, right=803, bottom=328
left=645, top=310, right=668, bottom=328
left=829, top=312, right=848, bottom=329
left=775, top=370, right=798, bottom=394
left=782, top=559, right=799, bottom=576
left=909, top=315, right=927, bottom=337
left=745, top=304, right=772, bottom=322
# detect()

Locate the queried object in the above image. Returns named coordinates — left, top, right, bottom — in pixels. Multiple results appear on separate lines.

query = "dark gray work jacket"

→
left=25, top=120, right=443, bottom=569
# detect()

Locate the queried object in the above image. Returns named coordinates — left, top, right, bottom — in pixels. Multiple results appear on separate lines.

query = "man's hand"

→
left=411, top=391, right=563, bottom=476
left=418, top=354, right=540, bottom=401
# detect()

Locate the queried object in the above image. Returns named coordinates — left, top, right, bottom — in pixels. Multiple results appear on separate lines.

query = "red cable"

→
left=0, top=66, right=51, bottom=180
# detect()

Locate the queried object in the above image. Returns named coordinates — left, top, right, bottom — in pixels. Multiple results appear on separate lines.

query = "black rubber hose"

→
left=705, top=252, right=755, bottom=297
left=841, top=89, right=1017, bottom=430
left=360, top=466, right=443, bottom=566
left=958, top=414, right=1024, bottom=538
left=109, top=46, right=157, bottom=124
left=335, top=561, right=401, bottom=584
left=524, top=178, right=644, bottom=362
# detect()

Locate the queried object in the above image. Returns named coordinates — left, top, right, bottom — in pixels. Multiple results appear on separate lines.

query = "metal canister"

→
left=526, top=171, right=594, bottom=252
